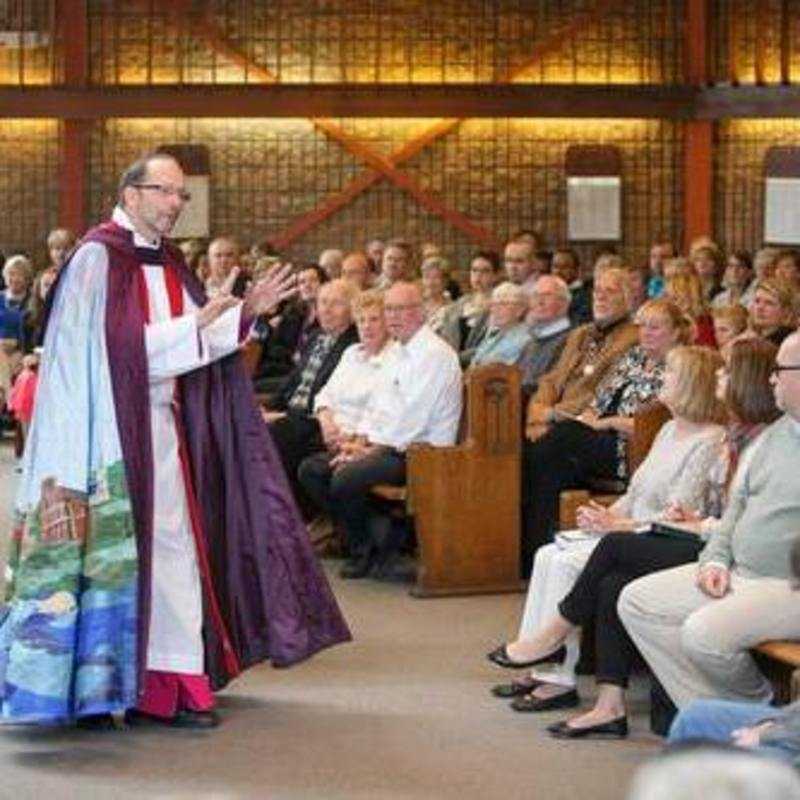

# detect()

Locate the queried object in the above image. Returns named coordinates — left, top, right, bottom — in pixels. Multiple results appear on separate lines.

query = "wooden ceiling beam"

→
left=0, top=83, right=696, bottom=119
left=11, top=83, right=800, bottom=120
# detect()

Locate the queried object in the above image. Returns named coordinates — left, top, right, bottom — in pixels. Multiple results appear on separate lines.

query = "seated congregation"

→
left=3, top=225, right=800, bottom=752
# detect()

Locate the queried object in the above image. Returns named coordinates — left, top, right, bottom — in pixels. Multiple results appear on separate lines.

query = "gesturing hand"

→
left=243, top=262, right=298, bottom=319
left=197, top=267, right=241, bottom=329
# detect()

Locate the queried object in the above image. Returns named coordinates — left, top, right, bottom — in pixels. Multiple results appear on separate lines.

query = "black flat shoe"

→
left=486, top=644, right=566, bottom=670
left=510, top=689, right=580, bottom=713
left=339, top=552, right=374, bottom=579
left=171, top=710, right=220, bottom=730
left=76, top=713, right=117, bottom=731
left=547, top=716, right=628, bottom=739
left=490, top=678, right=543, bottom=699
left=124, top=709, right=169, bottom=727
left=125, top=708, right=219, bottom=729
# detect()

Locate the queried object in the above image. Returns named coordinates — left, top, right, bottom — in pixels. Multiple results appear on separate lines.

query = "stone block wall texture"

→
left=714, top=119, right=800, bottom=253
left=82, top=0, right=683, bottom=86
left=0, top=120, right=60, bottom=265
left=85, top=117, right=682, bottom=275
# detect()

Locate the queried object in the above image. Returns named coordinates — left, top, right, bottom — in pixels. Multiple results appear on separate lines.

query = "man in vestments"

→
left=0, top=152, right=350, bottom=729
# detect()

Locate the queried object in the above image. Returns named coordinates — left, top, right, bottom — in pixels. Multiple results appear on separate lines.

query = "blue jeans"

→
left=669, top=699, right=796, bottom=764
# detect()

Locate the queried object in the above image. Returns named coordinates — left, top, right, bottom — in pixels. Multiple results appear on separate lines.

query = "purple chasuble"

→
left=57, top=221, right=351, bottom=690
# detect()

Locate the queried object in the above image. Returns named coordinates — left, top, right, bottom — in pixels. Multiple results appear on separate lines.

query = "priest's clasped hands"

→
left=196, top=263, right=298, bottom=330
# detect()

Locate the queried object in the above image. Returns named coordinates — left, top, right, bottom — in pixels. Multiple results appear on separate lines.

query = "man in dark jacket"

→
left=264, top=278, right=359, bottom=513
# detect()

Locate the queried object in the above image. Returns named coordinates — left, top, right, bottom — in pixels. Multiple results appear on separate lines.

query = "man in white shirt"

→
left=300, top=282, right=462, bottom=579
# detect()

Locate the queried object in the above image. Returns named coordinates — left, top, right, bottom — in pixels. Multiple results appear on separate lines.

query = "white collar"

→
left=112, top=205, right=161, bottom=249
left=532, top=316, right=571, bottom=339
left=396, top=324, right=432, bottom=356
left=355, top=341, right=391, bottom=366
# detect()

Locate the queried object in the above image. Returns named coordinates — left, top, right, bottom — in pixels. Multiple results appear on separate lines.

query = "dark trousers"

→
left=558, top=532, right=703, bottom=688
left=298, top=447, right=406, bottom=558
left=268, top=412, right=324, bottom=519
left=521, top=420, right=620, bottom=576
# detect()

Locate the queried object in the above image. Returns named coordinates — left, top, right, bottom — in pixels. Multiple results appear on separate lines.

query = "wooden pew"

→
left=241, top=339, right=263, bottom=377
left=558, top=401, right=672, bottom=530
left=403, top=363, right=523, bottom=598
left=754, top=641, right=800, bottom=704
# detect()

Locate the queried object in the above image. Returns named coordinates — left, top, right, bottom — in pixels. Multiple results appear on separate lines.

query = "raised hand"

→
left=243, top=262, right=298, bottom=319
left=218, top=265, right=241, bottom=296
left=196, top=266, right=242, bottom=329
left=197, top=292, right=240, bottom=329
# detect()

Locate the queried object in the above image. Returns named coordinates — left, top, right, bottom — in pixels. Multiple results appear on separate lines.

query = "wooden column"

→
left=58, top=0, right=90, bottom=235
left=683, top=0, right=713, bottom=252
left=60, top=120, right=91, bottom=235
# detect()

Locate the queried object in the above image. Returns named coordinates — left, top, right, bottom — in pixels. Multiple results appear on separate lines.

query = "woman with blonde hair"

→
left=662, top=256, right=694, bottom=281
left=749, top=278, right=796, bottom=346
left=517, top=299, right=693, bottom=568
left=665, top=271, right=716, bottom=346
left=0, top=254, right=34, bottom=408
left=489, top=346, right=730, bottom=737
left=711, top=304, right=749, bottom=350
left=45, top=227, right=76, bottom=270
left=691, top=245, right=725, bottom=303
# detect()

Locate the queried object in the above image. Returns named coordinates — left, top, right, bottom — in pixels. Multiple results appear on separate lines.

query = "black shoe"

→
left=339, top=552, right=373, bottom=579
left=490, top=678, right=542, bottom=699
left=124, top=709, right=169, bottom=727
left=76, top=713, right=116, bottom=731
left=372, top=553, right=415, bottom=583
left=125, top=708, right=219, bottom=729
left=510, top=689, right=580, bottom=713
left=171, top=710, right=220, bottom=730
left=547, top=716, right=628, bottom=739
left=486, top=643, right=566, bottom=670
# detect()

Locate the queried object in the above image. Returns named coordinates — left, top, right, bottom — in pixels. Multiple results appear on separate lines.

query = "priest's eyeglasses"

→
left=771, top=364, right=800, bottom=375
left=133, top=183, right=192, bottom=203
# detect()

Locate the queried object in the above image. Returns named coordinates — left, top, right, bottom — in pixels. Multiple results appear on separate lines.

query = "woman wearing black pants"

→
left=503, top=338, right=779, bottom=739
left=554, top=532, right=703, bottom=727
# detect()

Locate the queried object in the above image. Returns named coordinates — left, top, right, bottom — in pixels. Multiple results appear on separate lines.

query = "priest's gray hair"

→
left=117, top=151, right=180, bottom=207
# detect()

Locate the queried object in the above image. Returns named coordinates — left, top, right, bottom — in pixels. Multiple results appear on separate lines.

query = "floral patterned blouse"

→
left=590, top=344, right=665, bottom=479
left=591, top=344, right=664, bottom=418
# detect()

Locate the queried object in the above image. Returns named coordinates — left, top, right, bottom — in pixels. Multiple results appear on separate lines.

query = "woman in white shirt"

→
left=314, top=289, right=391, bottom=448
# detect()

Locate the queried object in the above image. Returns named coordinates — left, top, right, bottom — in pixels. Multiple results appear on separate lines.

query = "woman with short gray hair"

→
left=0, top=254, right=34, bottom=406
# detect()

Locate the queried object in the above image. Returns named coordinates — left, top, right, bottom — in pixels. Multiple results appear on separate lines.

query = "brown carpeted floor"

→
left=0, top=439, right=661, bottom=799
